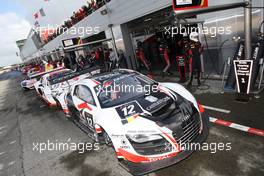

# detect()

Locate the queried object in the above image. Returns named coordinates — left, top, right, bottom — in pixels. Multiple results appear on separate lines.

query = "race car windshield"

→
left=47, top=70, right=73, bottom=85
left=96, top=74, right=157, bottom=108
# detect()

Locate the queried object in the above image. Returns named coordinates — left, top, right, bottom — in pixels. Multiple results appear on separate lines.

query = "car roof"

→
left=75, top=69, right=137, bottom=88
left=44, top=69, right=71, bottom=78
left=93, top=69, right=135, bottom=82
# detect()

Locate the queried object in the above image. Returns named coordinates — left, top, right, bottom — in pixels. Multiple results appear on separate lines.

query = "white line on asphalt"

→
left=9, top=140, right=16, bottom=145
left=202, top=105, right=231, bottom=114
left=0, top=164, right=3, bottom=170
left=0, top=152, right=5, bottom=156
left=8, top=161, right=15, bottom=166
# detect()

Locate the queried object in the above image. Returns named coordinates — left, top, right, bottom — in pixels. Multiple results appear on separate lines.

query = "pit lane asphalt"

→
left=0, top=71, right=263, bottom=176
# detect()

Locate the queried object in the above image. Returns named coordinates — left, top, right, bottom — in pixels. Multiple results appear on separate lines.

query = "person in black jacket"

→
left=187, top=32, right=203, bottom=88
left=61, top=56, right=71, bottom=69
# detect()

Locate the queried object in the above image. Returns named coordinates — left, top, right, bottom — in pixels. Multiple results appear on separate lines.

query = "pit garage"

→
left=126, top=6, right=197, bottom=74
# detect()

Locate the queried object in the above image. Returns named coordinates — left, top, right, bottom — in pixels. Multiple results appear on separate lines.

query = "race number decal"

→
left=116, top=101, right=143, bottom=119
left=83, top=112, right=94, bottom=130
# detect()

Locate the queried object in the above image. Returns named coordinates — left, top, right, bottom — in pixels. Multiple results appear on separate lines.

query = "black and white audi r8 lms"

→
left=21, top=67, right=63, bottom=90
left=34, top=67, right=100, bottom=107
left=58, top=69, right=209, bottom=175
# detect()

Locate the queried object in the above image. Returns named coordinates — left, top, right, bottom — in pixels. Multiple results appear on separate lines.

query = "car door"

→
left=72, top=85, right=97, bottom=131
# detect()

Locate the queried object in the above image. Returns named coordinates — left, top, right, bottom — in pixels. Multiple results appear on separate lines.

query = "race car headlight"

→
left=126, top=134, right=162, bottom=143
left=21, top=81, right=27, bottom=87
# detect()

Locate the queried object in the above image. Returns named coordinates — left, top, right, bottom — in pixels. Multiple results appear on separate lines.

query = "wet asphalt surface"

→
left=0, top=70, right=263, bottom=176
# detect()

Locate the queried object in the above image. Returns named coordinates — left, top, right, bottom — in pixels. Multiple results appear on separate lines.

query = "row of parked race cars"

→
left=21, top=66, right=209, bottom=175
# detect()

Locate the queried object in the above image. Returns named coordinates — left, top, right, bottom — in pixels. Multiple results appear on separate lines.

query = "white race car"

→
left=21, top=67, right=63, bottom=90
left=34, top=68, right=100, bottom=107
left=58, top=69, right=209, bottom=175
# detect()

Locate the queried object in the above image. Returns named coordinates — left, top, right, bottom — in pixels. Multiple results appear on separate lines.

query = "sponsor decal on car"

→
left=146, top=96, right=171, bottom=111
left=115, top=101, right=144, bottom=124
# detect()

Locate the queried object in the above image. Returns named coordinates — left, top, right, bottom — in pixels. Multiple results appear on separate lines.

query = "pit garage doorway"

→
left=126, top=6, right=200, bottom=75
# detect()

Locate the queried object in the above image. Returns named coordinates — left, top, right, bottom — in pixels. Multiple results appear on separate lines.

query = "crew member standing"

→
left=104, top=48, right=110, bottom=71
left=109, top=48, right=118, bottom=70
left=45, top=60, right=54, bottom=71
left=176, top=38, right=189, bottom=83
left=136, top=41, right=151, bottom=71
left=62, top=56, right=71, bottom=69
left=95, top=49, right=100, bottom=66
left=159, top=39, right=172, bottom=77
left=187, top=32, right=203, bottom=88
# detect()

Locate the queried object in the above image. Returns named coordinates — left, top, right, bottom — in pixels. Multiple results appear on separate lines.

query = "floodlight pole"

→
left=244, top=0, right=252, bottom=60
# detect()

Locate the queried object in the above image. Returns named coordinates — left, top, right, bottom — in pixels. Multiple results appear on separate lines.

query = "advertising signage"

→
left=173, top=0, right=208, bottom=11
left=62, top=37, right=82, bottom=48
left=234, top=60, right=253, bottom=94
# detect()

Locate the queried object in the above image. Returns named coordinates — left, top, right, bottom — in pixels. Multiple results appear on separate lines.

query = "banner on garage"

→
left=62, top=37, right=83, bottom=48
left=234, top=60, right=253, bottom=94
left=173, top=0, right=208, bottom=11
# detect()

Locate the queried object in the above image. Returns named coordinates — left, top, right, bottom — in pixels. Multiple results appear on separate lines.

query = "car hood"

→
left=139, top=92, right=173, bottom=112
left=119, top=86, right=197, bottom=134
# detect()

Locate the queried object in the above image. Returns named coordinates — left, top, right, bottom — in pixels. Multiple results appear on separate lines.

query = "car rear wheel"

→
left=54, top=98, right=61, bottom=108
left=102, top=130, right=113, bottom=147
left=22, top=87, right=29, bottom=91
left=38, top=89, right=43, bottom=95
left=68, top=106, right=80, bottom=122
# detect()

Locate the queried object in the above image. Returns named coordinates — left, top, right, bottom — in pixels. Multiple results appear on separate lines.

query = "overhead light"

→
left=144, top=18, right=152, bottom=22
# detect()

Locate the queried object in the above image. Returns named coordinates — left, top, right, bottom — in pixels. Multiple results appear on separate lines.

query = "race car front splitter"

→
left=119, top=113, right=209, bottom=176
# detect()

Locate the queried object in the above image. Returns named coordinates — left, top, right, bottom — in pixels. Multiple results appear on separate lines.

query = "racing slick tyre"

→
left=38, top=89, right=43, bottom=96
left=54, top=98, right=61, bottom=108
left=68, top=107, right=80, bottom=122
left=101, top=130, right=113, bottom=147
left=22, top=87, right=29, bottom=91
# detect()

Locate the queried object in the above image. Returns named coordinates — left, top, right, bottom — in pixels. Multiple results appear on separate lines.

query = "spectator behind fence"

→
left=44, top=0, right=112, bottom=44
left=90, top=0, right=98, bottom=11
left=81, top=6, right=89, bottom=17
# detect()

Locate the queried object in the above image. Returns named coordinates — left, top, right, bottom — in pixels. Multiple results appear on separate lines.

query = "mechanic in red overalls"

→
left=176, top=38, right=189, bottom=83
left=135, top=41, right=153, bottom=78
left=187, top=32, right=203, bottom=88
left=159, top=39, right=172, bottom=77
left=95, top=49, right=100, bottom=66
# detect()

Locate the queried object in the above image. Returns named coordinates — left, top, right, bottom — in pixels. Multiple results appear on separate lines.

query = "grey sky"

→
left=0, top=0, right=89, bottom=67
